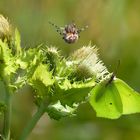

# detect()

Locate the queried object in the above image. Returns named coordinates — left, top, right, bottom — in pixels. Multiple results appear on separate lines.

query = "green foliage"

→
left=0, top=40, right=18, bottom=88
left=0, top=1, right=140, bottom=139
left=0, top=28, right=112, bottom=120
left=0, top=13, right=140, bottom=140
left=47, top=101, right=77, bottom=120
left=0, top=26, right=140, bottom=121
left=0, top=102, right=6, bottom=115
left=1, top=28, right=140, bottom=121
left=14, top=28, right=21, bottom=55
left=0, top=19, right=140, bottom=138
left=90, top=78, right=140, bottom=119
left=51, top=79, right=95, bottom=107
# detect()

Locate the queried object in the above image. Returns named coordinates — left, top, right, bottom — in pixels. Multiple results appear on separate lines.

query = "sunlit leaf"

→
left=28, top=63, right=54, bottom=105
left=0, top=40, right=17, bottom=79
left=46, top=101, right=77, bottom=120
left=14, top=28, right=21, bottom=55
left=52, top=79, right=95, bottom=107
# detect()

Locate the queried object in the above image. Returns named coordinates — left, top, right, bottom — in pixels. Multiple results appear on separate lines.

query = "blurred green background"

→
left=0, top=0, right=140, bottom=140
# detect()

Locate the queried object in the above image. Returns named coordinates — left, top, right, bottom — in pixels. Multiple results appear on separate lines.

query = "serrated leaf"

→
left=13, top=47, right=43, bottom=90
left=0, top=40, right=17, bottom=78
left=19, top=48, right=42, bottom=68
left=46, top=101, right=77, bottom=120
left=14, top=28, right=21, bottom=55
left=28, top=64, right=54, bottom=104
left=52, top=79, right=95, bottom=107
left=89, top=78, right=140, bottom=119
left=30, top=64, right=54, bottom=86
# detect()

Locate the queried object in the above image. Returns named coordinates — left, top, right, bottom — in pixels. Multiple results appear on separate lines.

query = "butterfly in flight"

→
left=49, top=21, right=88, bottom=44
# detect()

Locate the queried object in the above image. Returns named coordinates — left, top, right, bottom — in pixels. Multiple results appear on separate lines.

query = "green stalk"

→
left=3, top=88, right=12, bottom=140
left=19, top=102, right=46, bottom=140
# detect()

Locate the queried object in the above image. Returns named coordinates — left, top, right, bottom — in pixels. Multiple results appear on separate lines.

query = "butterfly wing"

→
left=90, top=78, right=140, bottom=119
left=114, top=78, right=140, bottom=115
left=90, top=80, right=123, bottom=119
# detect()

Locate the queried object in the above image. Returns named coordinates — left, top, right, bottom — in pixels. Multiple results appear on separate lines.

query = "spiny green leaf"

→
left=14, top=28, right=21, bottom=55
left=29, top=63, right=54, bottom=89
left=13, top=47, right=44, bottom=89
left=0, top=40, right=18, bottom=81
left=28, top=63, right=54, bottom=105
left=18, top=47, right=43, bottom=68
left=0, top=40, right=12, bottom=63
left=46, top=101, right=77, bottom=120
left=52, top=78, right=96, bottom=107
left=42, top=46, right=61, bottom=73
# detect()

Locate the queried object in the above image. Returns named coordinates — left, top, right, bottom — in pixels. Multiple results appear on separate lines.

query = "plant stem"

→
left=3, top=89, right=11, bottom=140
left=19, top=102, right=46, bottom=140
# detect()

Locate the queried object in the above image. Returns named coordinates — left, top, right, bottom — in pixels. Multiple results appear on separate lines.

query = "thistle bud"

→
left=70, top=45, right=109, bottom=81
left=42, top=46, right=61, bottom=74
left=0, top=15, right=11, bottom=40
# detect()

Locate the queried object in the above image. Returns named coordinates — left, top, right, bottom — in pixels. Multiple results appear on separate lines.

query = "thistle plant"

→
left=0, top=14, right=140, bottom=140
left=0, top=15, right=11, bottom=41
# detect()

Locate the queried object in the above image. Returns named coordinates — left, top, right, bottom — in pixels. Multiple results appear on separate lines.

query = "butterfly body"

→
left=49, top=21, right=88, bottom=44
left=63, top=23, right=79, bottom=43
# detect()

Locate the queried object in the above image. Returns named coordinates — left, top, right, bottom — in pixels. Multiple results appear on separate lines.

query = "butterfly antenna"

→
left=106, top=60, right=120, bottom=86
left=114, top=60, right=120, bottom=76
